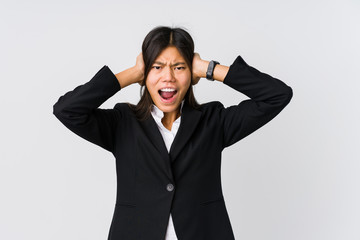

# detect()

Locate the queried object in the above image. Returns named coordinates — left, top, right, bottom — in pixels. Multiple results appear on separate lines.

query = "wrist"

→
left=116, top=66, right=143, bottom=89
left=132, top=65, right=144, bottom=83
left=196, top=60, right=209, bottom=79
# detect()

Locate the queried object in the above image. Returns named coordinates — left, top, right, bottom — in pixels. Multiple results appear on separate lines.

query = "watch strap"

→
left=206, top=60, right=220, bottom=81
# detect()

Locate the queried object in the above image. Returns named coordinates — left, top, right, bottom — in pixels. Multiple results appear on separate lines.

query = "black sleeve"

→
left=53, top=65, right=122, bottom=153
left=219, top=55, right=293, bottom=149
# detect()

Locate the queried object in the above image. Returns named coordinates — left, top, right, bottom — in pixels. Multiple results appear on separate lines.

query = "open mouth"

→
left=158, top=88, right=178, bottom=103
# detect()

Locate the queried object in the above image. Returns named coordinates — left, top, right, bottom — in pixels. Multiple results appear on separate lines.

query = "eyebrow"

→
left=153, top=61, right=186, bottom=67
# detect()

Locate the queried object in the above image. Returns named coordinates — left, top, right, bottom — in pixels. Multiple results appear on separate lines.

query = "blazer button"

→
left=166, top=183, right=174, bottom=192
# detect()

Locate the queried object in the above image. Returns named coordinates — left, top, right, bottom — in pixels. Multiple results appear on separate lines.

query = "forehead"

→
left=155, top=46, right=185, bottom=62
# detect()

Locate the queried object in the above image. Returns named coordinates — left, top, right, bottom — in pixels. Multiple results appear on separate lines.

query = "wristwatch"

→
left=206, top=60, right=220, bottom=81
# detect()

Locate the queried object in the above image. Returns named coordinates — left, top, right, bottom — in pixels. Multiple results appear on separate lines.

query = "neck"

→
left=161, top=107, right=181, bottom=130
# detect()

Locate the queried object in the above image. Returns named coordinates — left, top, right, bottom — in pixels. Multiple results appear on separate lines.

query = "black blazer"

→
left=53, top=55, right=293, bottom=240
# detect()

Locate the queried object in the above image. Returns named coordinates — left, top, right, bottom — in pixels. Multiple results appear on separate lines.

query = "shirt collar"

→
left=151, top=99, right=185, bottom=121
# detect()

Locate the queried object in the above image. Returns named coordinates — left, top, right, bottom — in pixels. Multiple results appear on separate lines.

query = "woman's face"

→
left=146, top=46, right=191, bottom=115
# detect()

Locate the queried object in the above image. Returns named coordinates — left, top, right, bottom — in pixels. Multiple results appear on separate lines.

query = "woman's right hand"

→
left=134, top=52, right=145, bottom=86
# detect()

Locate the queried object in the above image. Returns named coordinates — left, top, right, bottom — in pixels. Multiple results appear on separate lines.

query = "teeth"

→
left=160, top=88, right=176, bottom=92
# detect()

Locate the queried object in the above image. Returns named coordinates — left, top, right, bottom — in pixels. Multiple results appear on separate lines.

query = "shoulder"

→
left=114, top=102, right=131, bottom=111
left=113, top=102, right=136, bottom=118
left=199, top=101, right=225, bottom=110
left=197, top=101, right=225, bottom=118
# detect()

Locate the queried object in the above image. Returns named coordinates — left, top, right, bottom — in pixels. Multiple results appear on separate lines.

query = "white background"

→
left=1, top=0, right=359, bottom=239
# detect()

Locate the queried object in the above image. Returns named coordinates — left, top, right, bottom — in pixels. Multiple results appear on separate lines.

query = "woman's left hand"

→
left=192, top=53, right=208, bottom=85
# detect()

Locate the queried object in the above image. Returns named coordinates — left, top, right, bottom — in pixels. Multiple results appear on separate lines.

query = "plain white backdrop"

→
left=1, top=0, right=359, bottom=239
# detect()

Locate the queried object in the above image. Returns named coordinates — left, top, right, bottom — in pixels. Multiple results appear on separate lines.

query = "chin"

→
left=158, top=104, right=179, bottom=113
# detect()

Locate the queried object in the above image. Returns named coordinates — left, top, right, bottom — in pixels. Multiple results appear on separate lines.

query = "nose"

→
left=162, top=66, right=175, bottom=81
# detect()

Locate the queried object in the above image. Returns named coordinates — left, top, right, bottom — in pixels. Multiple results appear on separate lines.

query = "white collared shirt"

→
left=150, top=99, right=185, bottom=240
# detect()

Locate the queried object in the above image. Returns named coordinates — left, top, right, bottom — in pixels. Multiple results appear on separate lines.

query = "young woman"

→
left=53, top=26, right=293, bottom=240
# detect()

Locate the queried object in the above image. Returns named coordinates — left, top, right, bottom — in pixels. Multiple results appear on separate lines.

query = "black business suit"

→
left=53, top=55, right=293, bottom=240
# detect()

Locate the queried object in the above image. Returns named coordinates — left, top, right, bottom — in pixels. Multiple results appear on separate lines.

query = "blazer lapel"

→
left=169, top=99, right=202, bottom=163
left=139, top=113, right=174, bottom=179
